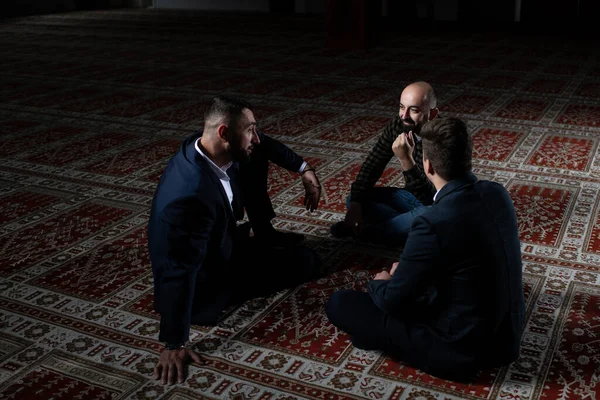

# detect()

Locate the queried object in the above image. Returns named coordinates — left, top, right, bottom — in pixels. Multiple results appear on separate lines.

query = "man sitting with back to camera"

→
left=326, top=117, right=525, bottom=381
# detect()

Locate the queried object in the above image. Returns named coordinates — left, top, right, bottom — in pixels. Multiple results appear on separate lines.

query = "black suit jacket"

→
left=148, top=133, right=244, bottom=344
left=255, top=131, right=304, bottom=172
left=368, top=172, right=525, bottom=373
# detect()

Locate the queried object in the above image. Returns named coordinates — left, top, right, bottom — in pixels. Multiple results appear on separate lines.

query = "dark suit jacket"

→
left=148, top=133, right=244, bottom=344
left=368, top=172, right=525, bottom=375
left=255, top=131, right=304, bottom=172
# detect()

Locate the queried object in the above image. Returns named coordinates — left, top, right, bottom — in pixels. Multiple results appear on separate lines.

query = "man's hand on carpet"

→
left=373, top=270, right=392, bottom=281
left=154, top=347, right=205, bottom=385
left=301, top=170, right=321, bottom=211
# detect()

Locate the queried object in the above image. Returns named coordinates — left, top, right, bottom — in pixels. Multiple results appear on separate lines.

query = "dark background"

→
left=3, top=0, right=598, bottom=41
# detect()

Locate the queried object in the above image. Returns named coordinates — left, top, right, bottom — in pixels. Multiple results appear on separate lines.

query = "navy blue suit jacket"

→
left=148, top=131, right=304, bottom=343
left=368, top=172, right=525, bottom=372
left=255, top=131, right=304, bottom=172
left=148, top=133, right=244, bottom=344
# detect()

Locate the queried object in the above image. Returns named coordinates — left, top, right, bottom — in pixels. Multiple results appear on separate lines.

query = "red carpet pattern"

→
left=1, top=9, right=600, bottom=400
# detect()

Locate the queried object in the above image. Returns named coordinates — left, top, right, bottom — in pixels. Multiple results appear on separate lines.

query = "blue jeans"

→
left=348, top=187, right=428, bottom=244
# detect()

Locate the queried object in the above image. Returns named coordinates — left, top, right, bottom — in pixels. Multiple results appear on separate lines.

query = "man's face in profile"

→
left=228, top=108, right=259, bottom=163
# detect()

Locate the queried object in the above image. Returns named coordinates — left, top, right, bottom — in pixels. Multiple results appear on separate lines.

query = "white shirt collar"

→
left=194, top=138, right=232, bottom=180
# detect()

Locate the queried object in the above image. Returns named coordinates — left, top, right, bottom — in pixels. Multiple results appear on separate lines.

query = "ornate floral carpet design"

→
left=1, top=9, right=600, bottom=400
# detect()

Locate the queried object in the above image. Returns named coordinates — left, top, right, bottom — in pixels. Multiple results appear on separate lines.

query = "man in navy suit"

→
left=148, top=96, right=321, bottom=385
left=326, top=117, right=525, bottom=381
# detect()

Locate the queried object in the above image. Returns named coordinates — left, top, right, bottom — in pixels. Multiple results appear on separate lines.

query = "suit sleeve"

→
left=156, top=198, right=214, bottom=344
left=367, top=216, right=441, bottom=314
left=258, top=131, right=304, bottom=172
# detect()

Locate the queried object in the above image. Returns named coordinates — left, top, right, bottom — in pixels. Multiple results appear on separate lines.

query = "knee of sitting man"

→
left=325, top=290, right=349, bottom=326
left=345, top=193, right=353, bottom=209
left=294, top=247, right=321, bottom=280
left=324, top=294, right=337, bottom=322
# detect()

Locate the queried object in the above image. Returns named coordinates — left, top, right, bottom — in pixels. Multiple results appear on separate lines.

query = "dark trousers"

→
left=229, top=237, right=321, bottom=301
left=325, top=290, right=422, bottom=359
left=190, top=237, right=321, bottom=326
left=325, top=289, right=479, bottom=382
left=347, top=187, right=427, bottom=245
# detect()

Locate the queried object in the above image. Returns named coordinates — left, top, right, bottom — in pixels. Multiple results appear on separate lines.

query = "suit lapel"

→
left=227, top=164, right=244, bottom=220
left=189, top=138, right=237, bottom=222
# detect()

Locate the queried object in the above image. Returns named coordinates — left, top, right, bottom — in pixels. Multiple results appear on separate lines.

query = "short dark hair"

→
left=204, top=95, right=253, bottom=131
left=419, top=117, right=472, bottom=181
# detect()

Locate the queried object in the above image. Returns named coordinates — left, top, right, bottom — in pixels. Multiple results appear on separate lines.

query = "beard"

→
left=228, top=134, right=252, bottom=163
left=230, top=147, right=251, bottom=163
left=400, top=119, right=425, bottom=134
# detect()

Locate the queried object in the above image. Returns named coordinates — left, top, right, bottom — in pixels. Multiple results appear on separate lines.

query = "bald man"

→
left=330, top=81, right=440, bottom=245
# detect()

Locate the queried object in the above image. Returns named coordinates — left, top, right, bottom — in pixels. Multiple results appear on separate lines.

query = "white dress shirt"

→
left=195, top=138, right=234, bottom=210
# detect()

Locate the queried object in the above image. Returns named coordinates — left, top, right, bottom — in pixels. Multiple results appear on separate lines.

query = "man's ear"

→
left=424, top=157, right=435, bottom=176
left=429, top=107, right=439, bottom=120
left=216, top=124, right=229, bottom=143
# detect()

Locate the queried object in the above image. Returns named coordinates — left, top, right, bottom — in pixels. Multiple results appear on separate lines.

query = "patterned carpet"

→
left=1, top=8, right=599, bottom=400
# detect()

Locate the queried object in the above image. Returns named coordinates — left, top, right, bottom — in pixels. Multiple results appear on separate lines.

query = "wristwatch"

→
left=164, top=342, right=185, bottom=350
left=301, top=164, right=315, bottom=175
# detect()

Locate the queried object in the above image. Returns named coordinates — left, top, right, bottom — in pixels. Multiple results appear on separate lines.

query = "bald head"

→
left=398, top=81, right=439, bottom=133
left=402, top=81, right=437, bottom=109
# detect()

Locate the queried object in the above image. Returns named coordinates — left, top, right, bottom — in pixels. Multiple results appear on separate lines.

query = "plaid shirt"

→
left=349, top=115, right=436, bottom=206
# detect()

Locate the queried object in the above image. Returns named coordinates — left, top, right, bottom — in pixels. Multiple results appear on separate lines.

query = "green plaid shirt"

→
left=349, top=115, right=436, bottom=206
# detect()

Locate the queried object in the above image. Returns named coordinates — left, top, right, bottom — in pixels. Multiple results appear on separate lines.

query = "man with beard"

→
left=148, top=96, right=321, bottom=385
left=326, top=118, right=525, bottom=381
left=330, top=81, right=439, bottom=245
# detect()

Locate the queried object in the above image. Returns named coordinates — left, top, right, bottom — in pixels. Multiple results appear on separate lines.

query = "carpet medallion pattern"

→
left=1, top=9, right=599, bottom=399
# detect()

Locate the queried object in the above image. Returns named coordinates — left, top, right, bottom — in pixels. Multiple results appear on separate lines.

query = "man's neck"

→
left=199, top=136, right=231, bottom=168
left=431, top=175, right=448, bottom=193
